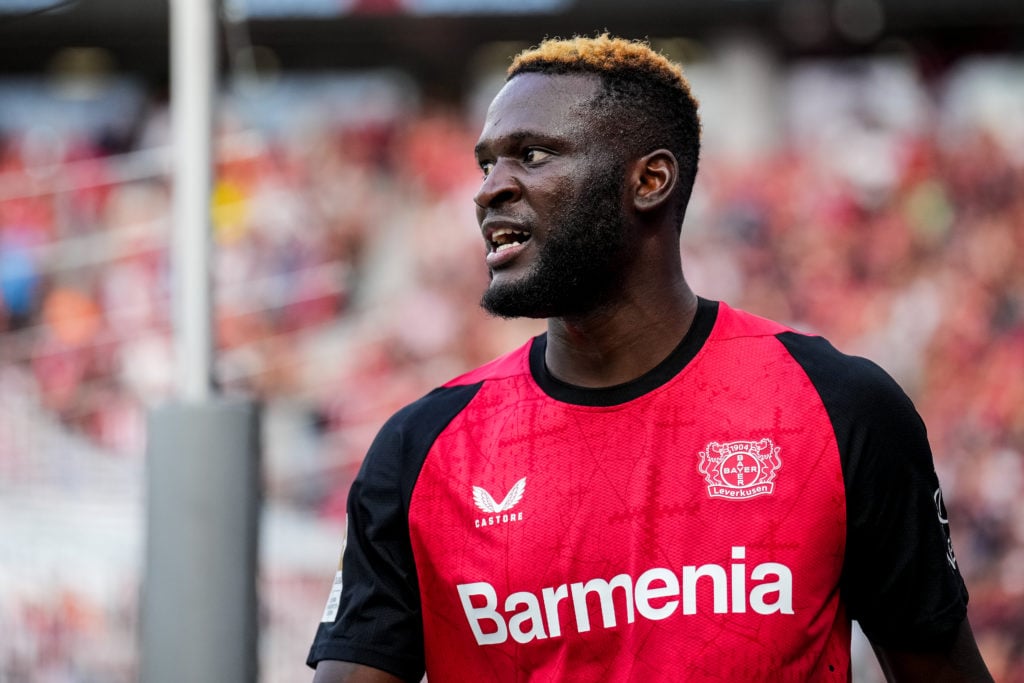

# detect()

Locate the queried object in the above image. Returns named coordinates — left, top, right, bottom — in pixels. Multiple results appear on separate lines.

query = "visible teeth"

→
left=495, top=243, right=517, bottom=253
left=490, top=227, right=530, bottom=252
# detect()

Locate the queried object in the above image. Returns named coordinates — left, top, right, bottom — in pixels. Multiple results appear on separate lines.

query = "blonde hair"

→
left=507, top=34, right=702, bottom=221
left=509, top=33, right=693, bottom=97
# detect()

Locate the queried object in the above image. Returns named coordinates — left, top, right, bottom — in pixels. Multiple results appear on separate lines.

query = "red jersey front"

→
left=308, top=300, right=968, bottom=681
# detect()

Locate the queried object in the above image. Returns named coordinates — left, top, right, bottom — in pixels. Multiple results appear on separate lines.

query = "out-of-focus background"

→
left=0, top=0, right=1021, bottom=681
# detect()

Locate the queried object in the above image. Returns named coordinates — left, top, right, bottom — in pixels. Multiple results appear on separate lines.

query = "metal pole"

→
left=142, top=2, right=261, bottom=682
left=171, top=0, right=214, bottom=402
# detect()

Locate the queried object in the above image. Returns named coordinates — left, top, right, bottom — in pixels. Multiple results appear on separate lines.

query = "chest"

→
left=408, top=368, right=848, bottom=594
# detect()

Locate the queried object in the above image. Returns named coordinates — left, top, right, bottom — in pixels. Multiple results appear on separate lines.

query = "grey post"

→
left=141, top=0, right=262, bottom=681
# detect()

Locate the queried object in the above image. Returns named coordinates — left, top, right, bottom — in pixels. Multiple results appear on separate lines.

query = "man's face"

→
left=473, top=72, right=630, bottom=319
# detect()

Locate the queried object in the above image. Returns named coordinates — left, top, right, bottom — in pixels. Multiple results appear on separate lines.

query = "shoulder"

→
left=442, top=336, right=536, bottom=387
left=355, top=339, right=534, bottom=499
left=354, top=381, right=485, bottom=502
left=376, top=382, right=484, bottom=448
left=711, top=302, right=919, bottom=435
left=367, top=337, right=537, bottom=458
left=710, top=301, right=794, bottom=340
left=711, top=302, right=907, bottom=405
left=774, top=328, right=917, bottom=424
left=771, top=325, right=934, bottom=489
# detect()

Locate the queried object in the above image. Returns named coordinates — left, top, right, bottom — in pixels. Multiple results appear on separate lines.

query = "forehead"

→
left=476, top=72, right=603, bottom=150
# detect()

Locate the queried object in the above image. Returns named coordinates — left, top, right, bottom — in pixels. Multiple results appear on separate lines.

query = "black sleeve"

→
left=777, top=332, right=969, bottom=649
left=306, top=383, right=481, bottom=680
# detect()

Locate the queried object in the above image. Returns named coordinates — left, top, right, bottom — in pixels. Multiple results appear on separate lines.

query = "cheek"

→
left=531, top=174, right=577, bottom=212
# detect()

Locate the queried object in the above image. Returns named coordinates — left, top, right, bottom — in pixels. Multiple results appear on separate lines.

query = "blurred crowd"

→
left=1, top=55, right=1022, bottom=681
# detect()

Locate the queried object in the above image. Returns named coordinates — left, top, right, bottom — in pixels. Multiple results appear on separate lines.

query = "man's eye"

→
left=523, top=149, right=551, bottom=164
left=480, top=160, right=494, bottom=177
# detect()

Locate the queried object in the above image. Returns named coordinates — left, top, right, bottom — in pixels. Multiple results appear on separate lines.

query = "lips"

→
left=483, top=221, right=532, bottom=269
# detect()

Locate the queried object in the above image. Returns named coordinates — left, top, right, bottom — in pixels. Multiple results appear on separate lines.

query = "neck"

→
left=544, top=278, right=699, bottom=389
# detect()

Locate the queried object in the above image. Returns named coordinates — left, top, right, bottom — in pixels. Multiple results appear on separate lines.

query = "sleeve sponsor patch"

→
left=321, top=571, right=344, bottom=623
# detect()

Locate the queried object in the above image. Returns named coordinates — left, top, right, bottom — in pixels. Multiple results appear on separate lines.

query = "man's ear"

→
left=630, top=149, right=678, bottom=213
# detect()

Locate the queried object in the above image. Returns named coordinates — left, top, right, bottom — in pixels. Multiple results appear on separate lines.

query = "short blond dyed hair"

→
left=508, top=34, right=702, bottom=225
left=509, top=33, right=692, bottom=96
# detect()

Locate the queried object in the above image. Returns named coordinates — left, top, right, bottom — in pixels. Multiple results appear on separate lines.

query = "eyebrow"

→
left=474, top=130, right=558, bottom=157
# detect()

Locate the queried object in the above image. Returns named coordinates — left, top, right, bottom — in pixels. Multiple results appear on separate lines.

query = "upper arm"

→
left=312, top=660, right=408, bottom=683
left=307, top=384, right=483, bottom=679
left=305, top=423, right=427, bottom=679
left=777, top=333, right=970, bottom=643
left=870, top=618, right=993, bottom=682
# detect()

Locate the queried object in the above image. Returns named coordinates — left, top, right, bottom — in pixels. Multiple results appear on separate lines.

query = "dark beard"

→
left=481, top=167, right=628, bottom=319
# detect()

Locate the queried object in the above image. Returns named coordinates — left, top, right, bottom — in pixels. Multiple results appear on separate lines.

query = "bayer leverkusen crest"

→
left=698, top=439, right=782, bottom=500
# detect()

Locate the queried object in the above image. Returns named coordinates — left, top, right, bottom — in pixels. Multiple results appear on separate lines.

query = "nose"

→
left=473, top=160, right=521, bottom=210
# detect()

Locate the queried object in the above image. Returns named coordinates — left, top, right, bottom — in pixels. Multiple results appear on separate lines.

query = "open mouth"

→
left=489, top=227, right=531, bottom=254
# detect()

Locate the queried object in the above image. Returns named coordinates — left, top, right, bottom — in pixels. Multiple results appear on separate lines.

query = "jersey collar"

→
left=529, top=298, right=719, bottom=407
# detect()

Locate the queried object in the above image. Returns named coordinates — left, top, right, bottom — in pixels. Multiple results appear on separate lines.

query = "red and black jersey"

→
left=308, top=299, right=968, bottom=681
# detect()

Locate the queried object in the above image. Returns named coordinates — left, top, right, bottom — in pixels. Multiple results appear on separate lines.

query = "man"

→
left=308, top=35, right=992, bottom=681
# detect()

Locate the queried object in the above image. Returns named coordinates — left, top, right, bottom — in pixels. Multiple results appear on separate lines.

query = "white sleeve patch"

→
left=321, top=571, right=344, bottom=623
